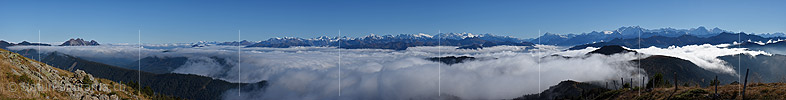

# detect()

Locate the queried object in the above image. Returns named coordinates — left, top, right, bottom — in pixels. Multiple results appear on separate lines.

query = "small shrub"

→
left=82, top=76, right=93, bottom=88
left=6, top=73, right=35, bottom=84
left=39, top=92, right=47, bottom=97
left=623, top=83, right=631, bottom=89
left=710, top=78, right=720, bottom=86
left=730, top=81, right=740, bottom=85
left=647, top=73, right=670, bottom=89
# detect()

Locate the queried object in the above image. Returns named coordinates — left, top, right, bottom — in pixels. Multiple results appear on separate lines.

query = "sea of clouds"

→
left=5, top=44, right=769, bottom=100
left=222, top=45, right=648, bottom=100
left=634, top=44, right=769, bottom=75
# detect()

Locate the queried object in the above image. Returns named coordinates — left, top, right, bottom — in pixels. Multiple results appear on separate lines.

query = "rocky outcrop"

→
left=427, top=56, right=477, bottom=65
left=587, top=45, right=636, bottom=55
left=59, top=38, right=99, bottom=46
left=0, top=48, right=148, bottom=99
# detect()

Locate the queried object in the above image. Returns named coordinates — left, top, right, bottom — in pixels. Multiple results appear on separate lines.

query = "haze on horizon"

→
left=1, top=0, right=784, bottom=43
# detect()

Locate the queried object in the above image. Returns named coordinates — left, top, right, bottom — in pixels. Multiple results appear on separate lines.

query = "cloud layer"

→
left=10, top=44, right=766, bottom=100
left=633, top=44, right=770, bottom=75
left=219, top=46, right=647, bottom=100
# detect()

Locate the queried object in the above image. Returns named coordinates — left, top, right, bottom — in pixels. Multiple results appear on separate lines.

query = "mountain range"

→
left=531, top=26, right=733, bottom=46
left=246, top=33, right=533, bottom=50
left=0, top=40, right=51, bottom=49
left=568, top=32, right=781, bottom=50
left=1, top=26, right=782, bottom=51
left=239, top=26, right=783, bottom=50
left=756, top=32, right=786, bottom=38
left=0, top=38, right=101, bottom=49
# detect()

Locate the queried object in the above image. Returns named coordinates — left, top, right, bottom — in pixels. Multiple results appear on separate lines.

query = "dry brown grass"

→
left=611, top=82, right=786, bottom=100
left=0, top=49, right=152, bottom=100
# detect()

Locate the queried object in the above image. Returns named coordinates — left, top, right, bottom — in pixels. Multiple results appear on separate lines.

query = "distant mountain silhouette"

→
left=246, top=33, right=533, bottom=50
left=531, top=26, right=731, bottom=46
left=569, top=32, right=771, bottom=50
left=60, top=38, right=99, bottom=46
left=756, top=32, right=786, bottom=38
left=0, top=40, right=51, bottom=49
left=16, top=41, right=52, bottom=46
left=0, top=40, right=12, bottom=48
left=216, top=40, right=256, bottom=46
left=335, top=37, right=533, bottom=50
left=243, top=26, right=784, bottom=49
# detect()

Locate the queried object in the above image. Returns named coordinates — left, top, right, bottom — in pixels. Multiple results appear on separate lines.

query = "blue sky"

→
left=1, top=0, right=784, bottom=43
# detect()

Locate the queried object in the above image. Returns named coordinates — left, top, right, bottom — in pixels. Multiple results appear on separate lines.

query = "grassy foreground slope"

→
left=0, top=48, right=151, bottom=100
left=34, top=51, right=266, bottom=100
left=517, top=80, right=786, bottom=100
left=610, top=83, right=786, bottom=100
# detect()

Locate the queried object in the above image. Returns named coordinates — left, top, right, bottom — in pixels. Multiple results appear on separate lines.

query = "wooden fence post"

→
left=742, top=69, right=749, bottom=100
left=714, top=75, right=718, bottom=99
left=621, top=77, right=624, bottom=89
left=674, top=72, right=678, bottom=90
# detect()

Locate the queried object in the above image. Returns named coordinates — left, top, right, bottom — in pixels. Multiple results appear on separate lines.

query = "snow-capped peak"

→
left=463, top=32, right=477, bottom=38
left=414, top=33, right=433, bottom=38
left=435, top=32, right=481, bottom=40
left=361, top=34, right=384, bottom=40
left=392, top=33, right=434, bottom=39
left=603, top=31, right=614, bottom=34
